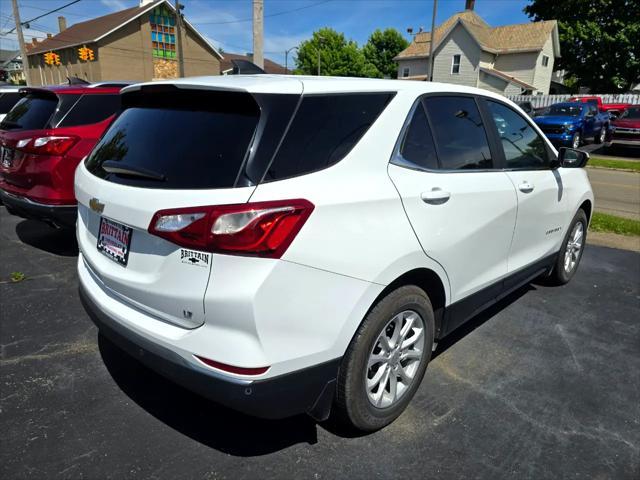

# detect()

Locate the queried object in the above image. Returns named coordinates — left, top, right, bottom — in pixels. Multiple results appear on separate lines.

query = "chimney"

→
left=47, top=33, right=52, bottom=39
left=58, top=16, right=67, bottom=32
left=465, top=0, right=475, bottom=10
left=31, top=38, right=39, bottom=47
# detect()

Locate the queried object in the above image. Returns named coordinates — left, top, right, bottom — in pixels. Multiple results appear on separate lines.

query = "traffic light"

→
left=44, top=52, right=53, bottom=65
left=87, top=49, right=94, bottom=61
left=53, top=53, right=61, bottom=65
left=78, top=47, right=88, bottom=61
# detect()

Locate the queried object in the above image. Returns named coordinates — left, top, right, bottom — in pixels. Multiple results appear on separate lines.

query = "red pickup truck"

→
left=568, top=96, right=630, bottom=116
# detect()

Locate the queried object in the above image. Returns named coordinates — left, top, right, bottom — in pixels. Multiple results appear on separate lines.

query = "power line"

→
left=4, top=0, right=82, bottom=34
left=196, top=0, right=333, bottom=25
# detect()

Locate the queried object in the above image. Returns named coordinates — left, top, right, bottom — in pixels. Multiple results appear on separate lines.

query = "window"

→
left=487, top=100, right=549, bottom=169
left=86, top=90, right=260, bottom=189
left=0, top=92, right=21, bottom=114
left=397, top=102, right=438, bottom=170
left=150, top=5, right=176, bottom=59
left=423, top=96, right=492, bottom=170
left=58, top=94, right=121, bottom=127
left=451, top=54, right=461, bottom=74
left=542, top=55, right=549, bottom=67
left=0, top=94, right=57, bottom=130
left=402, top=67, right=410, bottom=78
left=264, top=93, right=393, bottom=181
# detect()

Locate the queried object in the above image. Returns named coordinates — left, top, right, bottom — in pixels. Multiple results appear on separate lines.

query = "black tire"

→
left=571, top=131, right=581, bottom=149
left=547, top=209, right=588, bottom=285
left=595, top=125, right=606, bottom=144
left=333, top=285, right=434, bottom=431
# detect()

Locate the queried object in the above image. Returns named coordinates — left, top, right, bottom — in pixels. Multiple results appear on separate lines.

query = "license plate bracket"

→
left=97, top=217, right=133, bottom=267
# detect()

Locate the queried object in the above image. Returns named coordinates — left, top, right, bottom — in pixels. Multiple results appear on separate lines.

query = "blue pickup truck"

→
left=534, top=102, right=610, bottom=148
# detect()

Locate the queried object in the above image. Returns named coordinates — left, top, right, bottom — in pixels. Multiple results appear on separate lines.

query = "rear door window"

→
left=397, top=102, right=438, bottom=170
left=423, top=96, right=493, bottom=170
left=0, top=92, right=21, bottom=114
left=263, top=93, right=393, bottom=181
left=0, top=94, right=57, bottom=130
left=85, top=90, right=259, bottom=189
left=58, top=94, right=121, bottom=127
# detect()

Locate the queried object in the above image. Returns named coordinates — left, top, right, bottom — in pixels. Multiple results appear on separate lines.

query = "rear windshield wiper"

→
left=101, top=160, right=166, bottom=181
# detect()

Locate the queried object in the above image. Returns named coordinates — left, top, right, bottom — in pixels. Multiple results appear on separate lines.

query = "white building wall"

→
left=531, top=36, right=555, bottom=94
left=396, top=58, right=429, bottom=78
left=493, top=51, right=537, bottom=85
left=431, top=23, right=481, bottom=87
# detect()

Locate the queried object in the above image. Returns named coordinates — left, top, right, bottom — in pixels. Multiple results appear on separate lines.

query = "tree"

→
left=524, top=0, right=640, bottom=92
left=295, top=28, right=378, bottom=77
left=362, top=28, right=409, bottom=79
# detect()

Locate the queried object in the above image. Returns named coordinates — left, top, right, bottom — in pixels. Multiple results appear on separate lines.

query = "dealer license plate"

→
left=97, top=217, right=133, bottom=266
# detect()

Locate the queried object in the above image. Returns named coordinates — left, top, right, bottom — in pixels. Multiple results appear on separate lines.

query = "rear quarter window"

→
left=263, top=93, right=394, bottom=182
left=58, top=94, right=121, bottom=127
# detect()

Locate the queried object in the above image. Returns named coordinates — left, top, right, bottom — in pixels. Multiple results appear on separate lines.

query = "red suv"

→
left=0, top=84, right=124, bottom=228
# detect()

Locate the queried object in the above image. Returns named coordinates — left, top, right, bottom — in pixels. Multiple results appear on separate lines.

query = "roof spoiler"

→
left=230, top=59, right=266, bottom=75
left=67, top=76, right=90, bottom=85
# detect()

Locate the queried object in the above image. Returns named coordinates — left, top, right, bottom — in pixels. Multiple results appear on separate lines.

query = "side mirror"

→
left=558, top=147, right=589, bottom=168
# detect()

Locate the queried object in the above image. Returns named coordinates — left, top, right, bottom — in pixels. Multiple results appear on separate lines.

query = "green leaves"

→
left=294, top=27, right=408, bottom=78
left=525, top=0, right=640, bottom=92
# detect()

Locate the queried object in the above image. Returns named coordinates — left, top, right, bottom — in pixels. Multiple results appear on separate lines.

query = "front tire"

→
left=333, top=285, right=434, bottom=431
left=595, top=125, right=606, bottom=144
left=547, top=209, right=588, bottom=285
left=571, top=131, right=581, bottom=149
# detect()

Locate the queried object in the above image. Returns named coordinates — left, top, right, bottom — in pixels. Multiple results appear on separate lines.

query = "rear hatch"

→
left=75, top=86, right=284, bottom=328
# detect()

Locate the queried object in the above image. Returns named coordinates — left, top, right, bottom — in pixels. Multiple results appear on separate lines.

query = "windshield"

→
left=0, top=94, right=57, bottom=130
left=620, top=107, right=640, bottom=119
left=544, top=105, right=583, bottom=117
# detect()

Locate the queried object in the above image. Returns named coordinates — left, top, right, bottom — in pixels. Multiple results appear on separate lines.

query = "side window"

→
left=423, top=96, right=493, bottom=170
left=486, top=100, right=550, bottom=169
left=542, top=55, right=549, bottom=67
left=265, top=93, right=392, bottom=181
left=58, top=94, right=121, bottom=127
left=397, top=102, right=438, bottom=170
left=402, top=67, right=410, bottom=78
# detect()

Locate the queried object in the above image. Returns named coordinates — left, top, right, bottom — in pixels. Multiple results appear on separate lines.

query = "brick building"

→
left=25, top=0, right=222, bottom=86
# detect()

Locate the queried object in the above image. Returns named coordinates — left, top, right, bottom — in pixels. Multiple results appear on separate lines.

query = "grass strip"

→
left=588, top=157, right=640, bottom=172
left=590, top=212, right=640, bottom=236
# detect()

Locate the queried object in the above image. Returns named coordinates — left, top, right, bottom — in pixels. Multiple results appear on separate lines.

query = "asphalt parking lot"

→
left=1, top=206, right=639, bottom=480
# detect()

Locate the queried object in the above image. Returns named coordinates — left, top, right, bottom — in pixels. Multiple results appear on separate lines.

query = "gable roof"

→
left=395, top=10, right=559, bottom=60
left=219, top=53, right=289, bottom=75
left=0, top=49, right=21, bottom=67
left=26, top=0, right=222, bottom=59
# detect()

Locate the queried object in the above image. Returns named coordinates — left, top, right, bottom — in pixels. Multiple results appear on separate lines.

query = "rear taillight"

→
left=148, top=199, right=314, bottom=258
left=15, top=135, right=79, bottom=156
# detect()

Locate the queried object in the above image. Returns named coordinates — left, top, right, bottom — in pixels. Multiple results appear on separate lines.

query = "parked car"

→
left=0, top=84, right=21, bottom=123
left=534, top=102, right=610, bottom=148
left=76, top=77, right=593, bottom=431
left=0, top=84, right=124, bottom=228
left=568, top=96, right=630, bottom=118
left=608, top=105, right=640, bottom=149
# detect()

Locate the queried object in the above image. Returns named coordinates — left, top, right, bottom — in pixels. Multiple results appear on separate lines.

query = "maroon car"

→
left=609, top=105, right=640, bottom=149
left=0, top=84, right=124, bottom=228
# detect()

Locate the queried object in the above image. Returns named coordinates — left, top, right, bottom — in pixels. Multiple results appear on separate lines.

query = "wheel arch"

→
left=579, top=199, right=593, bottom=224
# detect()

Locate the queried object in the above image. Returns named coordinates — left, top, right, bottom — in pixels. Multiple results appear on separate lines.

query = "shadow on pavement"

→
left=98, top=334, right=319, bottom=456
left=15, top=219, right=78, bottom=257
left=99, top=283, right=539, bottom=449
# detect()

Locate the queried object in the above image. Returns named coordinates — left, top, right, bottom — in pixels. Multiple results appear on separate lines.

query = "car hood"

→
left=613, top=118, right=640, bottom=128
left=534, top=115, right=580, bottom=125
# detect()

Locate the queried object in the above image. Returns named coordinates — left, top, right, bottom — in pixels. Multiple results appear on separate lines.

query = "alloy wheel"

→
left=365, top=310, right=425, bottom=408
left=572, top=133, right=580, bottom=149
left=564, top=222, right=584, bottom=273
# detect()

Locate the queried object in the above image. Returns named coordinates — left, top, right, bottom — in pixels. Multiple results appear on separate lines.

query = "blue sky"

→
left=0, top=0, right=533, bottom=65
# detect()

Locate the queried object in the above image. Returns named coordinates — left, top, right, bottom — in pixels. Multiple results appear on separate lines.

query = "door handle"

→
left=518, top=181, right=535, bottom=193
left=421, top=188, right=451, bottom=205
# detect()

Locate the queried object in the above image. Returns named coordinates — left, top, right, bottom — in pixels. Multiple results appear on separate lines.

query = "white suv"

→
left=75, top=76, right=593, bottom=431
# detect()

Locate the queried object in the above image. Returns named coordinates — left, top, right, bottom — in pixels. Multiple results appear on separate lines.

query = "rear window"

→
left=0, top=94, right=57, bottom=130
left=0, top=92, right=21, bottom=114
left=85, top=90, right=260, bottom=189
left=263, top=93, right=393, bottom=181
left=58, top=94, right=121, bottom=127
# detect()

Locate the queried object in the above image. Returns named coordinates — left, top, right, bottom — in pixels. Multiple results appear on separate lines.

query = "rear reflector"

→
left=194, top=355, right=269, bottom=376
left=148, top=199, right=314, bottom=259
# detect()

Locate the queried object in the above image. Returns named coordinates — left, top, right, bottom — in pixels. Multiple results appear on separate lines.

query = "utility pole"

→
left=317, top=37, right=325, bottom=76
left=252, top=0, right=264, bottom=69
left=11, top=0, right=32, bottom=86
left=427, top=0, right=438, bottom=81
left=174, top=0, right=185, bottom=77
left=284, top=46, right=298, bottom=73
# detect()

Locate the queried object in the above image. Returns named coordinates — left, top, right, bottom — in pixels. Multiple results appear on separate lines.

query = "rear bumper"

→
left=79, top=281, right=341, bottom=421
left=610, top=138, right=640, bottom=147
left=0, top=189, right=77, bottom=228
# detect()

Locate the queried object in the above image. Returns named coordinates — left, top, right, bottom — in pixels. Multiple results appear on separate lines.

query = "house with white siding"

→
left=394, top=7, right=560, bottom=95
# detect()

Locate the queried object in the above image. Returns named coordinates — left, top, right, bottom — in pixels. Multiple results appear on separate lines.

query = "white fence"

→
left=505, top=93, right=640, bottom=108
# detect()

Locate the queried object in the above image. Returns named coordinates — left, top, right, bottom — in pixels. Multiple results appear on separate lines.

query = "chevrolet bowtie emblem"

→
left=89, top=198, right=105, bottom=214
